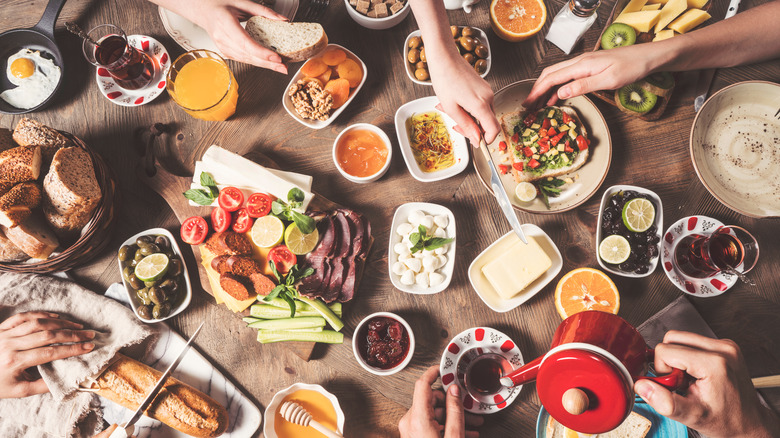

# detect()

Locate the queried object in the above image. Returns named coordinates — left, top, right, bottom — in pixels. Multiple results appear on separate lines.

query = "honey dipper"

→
left=279, top=401, right=343, bottom=438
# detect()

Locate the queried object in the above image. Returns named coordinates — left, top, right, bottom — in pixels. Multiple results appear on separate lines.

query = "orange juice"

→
left=167, top=51, right=238, bottom=121
left=274, top=390, right=339, bottom=437
left=336, top=129, right=389, bottom=177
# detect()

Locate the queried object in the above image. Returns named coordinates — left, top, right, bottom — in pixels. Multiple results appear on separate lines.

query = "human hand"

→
left=0, top=311, right=95, bottom=399
left=398, top=365, right=484, bottom=438
left=634, top=331, right=780, bottom=438
left=93, top=424, right=135, bottom=438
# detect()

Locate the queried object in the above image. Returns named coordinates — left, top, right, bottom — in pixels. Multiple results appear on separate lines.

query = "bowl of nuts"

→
left=404, top=26, right=491, bottom=86
left=345, top=0, right=411, bottom=30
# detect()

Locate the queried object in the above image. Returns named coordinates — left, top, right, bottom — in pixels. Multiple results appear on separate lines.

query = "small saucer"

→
left=439, top=327, right=524, bottom=414
left=661, top=215, right=736, bottom=297
left=95, top=35, right=170, bottom=107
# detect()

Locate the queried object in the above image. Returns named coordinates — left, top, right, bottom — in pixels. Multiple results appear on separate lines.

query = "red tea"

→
left=95, top=34, right=154, bottom=90
left=465, top=353, right=511, bottom=396
left=674, top=232, right=744, bottom=278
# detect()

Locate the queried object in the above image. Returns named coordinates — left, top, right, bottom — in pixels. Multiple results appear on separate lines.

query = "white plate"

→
left=403, top=28, right=491, bottom=86
left=468, top=225, right=562, bottom=313
left=158, top=2, right=299, bottom=55
left=388, top=202, right=456, bottom=294
left=282, top=44, right=368, bottom=129
left=264, top=383, right=345, bottom=437
left=117, top=228, right=192, bottom=323
left=394, top=96, right=470, bottom=182
left=596, top=185, right=663, bottom=278
left=95, top=35, right=170, bottom=107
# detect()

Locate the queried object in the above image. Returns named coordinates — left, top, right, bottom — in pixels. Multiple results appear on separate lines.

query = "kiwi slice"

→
left=641, top=72, right=675, bottom=97
left=601, top=23, right=637, bottom=50
left=615, top=83, right=658, bottom=115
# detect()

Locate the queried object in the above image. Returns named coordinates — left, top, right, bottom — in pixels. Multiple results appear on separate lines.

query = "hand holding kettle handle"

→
left=636, top=349, right=686, bottom=390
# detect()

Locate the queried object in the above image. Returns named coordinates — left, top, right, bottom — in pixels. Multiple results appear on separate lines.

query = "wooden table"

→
left=2, top=0, right=779, bottom=436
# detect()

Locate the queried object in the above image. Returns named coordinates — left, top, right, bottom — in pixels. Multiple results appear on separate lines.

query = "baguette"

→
left=92, top=353, right=229, bottom=438
left=245, top=16, right=328, bottom=62
left=12, top=118, right=73, bottom=163
left=0, top=145, right=41, bottom=185
left=0, top=181, right=42, bottom=227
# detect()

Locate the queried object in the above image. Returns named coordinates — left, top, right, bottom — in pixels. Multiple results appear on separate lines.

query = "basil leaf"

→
left=424, top=237, right=454, bottom=251
left=418, top=224, right=427, bottom=237
left=409, top=232, right=421, bottom=246
left=183, top=189, right=214, bottom=206
left=269, top=261, right=282, bottom=282
left=282, top=293, right=297, bottom=318
left=301, top=267, right=315, bottom=279
left=207, top=185, right=219, bottom=198
left=271, top=200, right=286, bottom=215
left=288, top=188, right=305, bottom=203
left=200, top=172, right=217, bottom=189
left=264, top=285, right=284, bottom=301
left=410, top=241, right=424, bottom=254
left=291, top=211, right=316, bottom=234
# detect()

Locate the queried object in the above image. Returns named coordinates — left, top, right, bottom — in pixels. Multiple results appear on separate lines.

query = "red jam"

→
left=357, top=316, right=410, bottom=369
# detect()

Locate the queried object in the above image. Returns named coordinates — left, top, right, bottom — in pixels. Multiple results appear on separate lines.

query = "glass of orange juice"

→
left=166, top=50, right=238, bottom=121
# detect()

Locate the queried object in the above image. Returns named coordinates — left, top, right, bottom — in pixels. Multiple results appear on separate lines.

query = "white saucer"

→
left=95, top=35, right=170, bottom=107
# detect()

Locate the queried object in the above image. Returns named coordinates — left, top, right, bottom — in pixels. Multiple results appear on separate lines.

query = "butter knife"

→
left=478, top=138, right=528, bottom=244
left=109, top=321, right=206, bottom=437
left=693, top=0, right=741, bottom=112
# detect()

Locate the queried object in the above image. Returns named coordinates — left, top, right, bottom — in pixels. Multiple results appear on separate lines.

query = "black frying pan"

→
left=0, top=0, right=68, bottom=114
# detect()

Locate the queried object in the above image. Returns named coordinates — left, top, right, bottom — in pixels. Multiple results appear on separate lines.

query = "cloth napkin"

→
left=0, top=273, right=151, bottom=438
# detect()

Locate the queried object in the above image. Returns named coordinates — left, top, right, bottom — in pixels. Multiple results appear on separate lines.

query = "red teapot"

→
left=500, top=311, right=684, bottom=434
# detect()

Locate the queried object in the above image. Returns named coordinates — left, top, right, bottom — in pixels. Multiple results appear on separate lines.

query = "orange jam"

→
left=274, top=389, right=339, bottom=437
left=336, top=129, right=389, bottom=178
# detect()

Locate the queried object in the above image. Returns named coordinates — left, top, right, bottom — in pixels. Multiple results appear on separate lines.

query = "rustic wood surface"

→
left=2, top=0, right=779, bottom=436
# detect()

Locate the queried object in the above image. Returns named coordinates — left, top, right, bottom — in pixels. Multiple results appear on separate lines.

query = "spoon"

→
left=279, top=401, right=343, bottom=438
left=65, top=22, right=101, bottom=49
left=723, top=267, right=756, bottom=286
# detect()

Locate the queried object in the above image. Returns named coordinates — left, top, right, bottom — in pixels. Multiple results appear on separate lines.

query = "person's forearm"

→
left=409, top=0, right=461, bottom=71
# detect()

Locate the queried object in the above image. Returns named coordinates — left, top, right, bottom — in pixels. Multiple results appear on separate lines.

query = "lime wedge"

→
left=599, top=235, right=631, bottom=265
left=622, top=198, right=655, bottom=232
left=251, top=215, right=285, bottom=248
left=284, top=223, right=320, bottom=255
left=515, top=182, right=537, bottom=202
left=134, top=253, right=169, bottom=282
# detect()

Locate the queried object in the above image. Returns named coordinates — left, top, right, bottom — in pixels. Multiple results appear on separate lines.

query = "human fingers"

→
left=662, top=331, right=742, bottom=358
left=411, top=365, right=441, bottom=410
left=16, top=341, right=95, bottom=369
left=236, top=0, right=289, bottom=21
left=464, top=412, right=485, bottom=428
left=0, top=312, right=62, bottom=331
left=6, top=317, right=84, bottom=338
left=433, top=389, right=445, bottom=406
left=92, top=424, right=118, bottom=438
left=10, top=378, right=49, bottom=398
left=462, top=98, right=500, bottom=144
left=444, top=384, right=465, bottom=437
left=653, top=342, right=726, bottom=379
left=15, top=329, right=96, bottom=351
left=213, top=16, right=286, bottom=72
left=441, top=102, right=481, bottom=146
left=434, top=406, right=445, bottom=423
left=635, top=379, right=702, bottom=426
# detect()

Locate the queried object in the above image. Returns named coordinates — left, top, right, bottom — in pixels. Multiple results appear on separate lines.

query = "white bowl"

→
left=388, top=202, right=456, bottom=294
left=352, top=312, right=415, bottom=376
left=282, top=44, right=367, bottom=129
left=263, top=382, right=345, bottom=438
left=468, top=225, right=562, bottom=313
left=332, top=123, right=393, bottom=183
left=394, top=96, right=470, bottom=182
left=403, top=28, right=491, bottom=86
left=117, top=227, right=192, bottom=323
left=344, top=0, right=411, bottom=30
left=595, top=185, right=663, bottom=278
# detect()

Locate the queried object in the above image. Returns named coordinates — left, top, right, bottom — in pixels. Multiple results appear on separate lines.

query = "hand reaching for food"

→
left=0, top=311, right=95, bottom=399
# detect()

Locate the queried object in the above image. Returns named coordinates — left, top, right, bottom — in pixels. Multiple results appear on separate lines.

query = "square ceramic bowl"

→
left=332, top=123, right=393, bottom=183
left=117, top=228, right=192, bottom=323
left=468, top=225, right=562, bottom=313
left=264, top=382, right=345, bottom=437
left=596, top=185, right=663, bottom=278
left=282, top=44, right=367, bottom=129
left=403, top=27, right=491, bottom=86
left=394, top=96, right=470, bottom=182
left=352, top=312, right=415, bottom=375
left=388, top=202, right=456, bottom=294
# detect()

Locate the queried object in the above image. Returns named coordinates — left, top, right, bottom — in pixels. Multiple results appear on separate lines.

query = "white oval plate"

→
left=264, top=383, right=345, bottom=438
left=403, top=27, right=491, bottom=86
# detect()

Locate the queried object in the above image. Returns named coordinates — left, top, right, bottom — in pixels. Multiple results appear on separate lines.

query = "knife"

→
left=477, top=138, right=528, bottom=244
left=693, top=0, right=742, bottom=112
left=109, top=321, right=206, bottom=438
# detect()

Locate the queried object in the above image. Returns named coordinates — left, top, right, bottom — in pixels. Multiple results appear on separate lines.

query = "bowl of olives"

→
left=404, top=26, right=491, bottom=86
left=117, top=228, right=192, bottom=323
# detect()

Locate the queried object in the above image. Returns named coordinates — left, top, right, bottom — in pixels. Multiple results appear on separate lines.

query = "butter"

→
left=481, top=238, right=552, bottom=300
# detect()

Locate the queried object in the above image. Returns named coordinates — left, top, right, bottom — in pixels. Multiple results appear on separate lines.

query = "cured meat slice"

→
left=341, top=209, right=365, bottom=258
left=298, top=255, right=330, bottom=297
left=310, top=215, right=335, bottom=258
left=333, top=211, right=351, bottom=259
left=339, top=259, right=357, bottom=303
left=324, top=257, right=345, bottom=303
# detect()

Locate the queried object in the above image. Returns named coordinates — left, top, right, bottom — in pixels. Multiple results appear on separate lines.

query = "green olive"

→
left=129, top=258, right=138, bottom=268
left=414, top=68, right=430, bottom=81
left=459, top=36, right=476, bottom=52
left=149, top=286, right=168, bottom=305
left=461, top=27, right=476, bottom=38
left=463, top=52, right=476, bottom=65
left=168, top=259, right=183, bottom=277
left=122, top=266, right=133, bottom=282
left=153, top=303, right=171, bottom=319
left=160, top=278, right=177, bottom=292
left=134, top=249, right=145, bottom=262
left=474, top=59, right=488, bottom=75
left=407, top=48, right=420, bottom=64
left=139, top=243, right=161, bottom=256
left=128, top=274, right=144, bottom=290
left=144, top=280, right=158, bottom=288
left=415, top=61, right=427, bottom=70
left=154, top=235, right=170, bottom=250
left=450, top=25, right=460, bottom=38
left=474, top=44, right=489, bottom=59
left=118, top=245, right=133, bottom=261
left=136, top=235, right=153, bottom=246
left=136, top=288, right=152, bottom=305
left=419, top=47, right=426, bottom=63
left=137, top=305, right=153, bottom=320
left=408, top=36, right=422, bottom=49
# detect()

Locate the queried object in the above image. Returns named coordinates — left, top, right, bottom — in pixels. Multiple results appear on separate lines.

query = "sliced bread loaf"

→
left=0, top=145, right=42, bottom=185
left=0, top=182, right=42, bottom=228
left=43, top=147, right=102, bottom=217
left=245, top=17, right=327, bottom=62
left=545, top=411, right=651, bottom=437
left=13, top=118, right=73, bottom=163
left=2, top=212, right=59, bottom=259
left=43, top=200, right=93, bottom=241
left=0, top=227, right=29, bottom=262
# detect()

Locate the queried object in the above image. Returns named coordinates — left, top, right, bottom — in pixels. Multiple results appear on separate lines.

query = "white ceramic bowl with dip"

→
left=468, top=225, right=562, bottom=313
left=344, top=0, right=411, bottom=30
left=332, top=123, right=393, bottom=183
left=353, top=311, right=415, bottom=376
left=403, top=28, right=491, bottom=86
left=264, top=382, right=345, bottom=438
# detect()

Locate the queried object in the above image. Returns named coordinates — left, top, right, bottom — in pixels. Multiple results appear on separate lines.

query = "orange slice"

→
left=554, top=268, right=619, bottom=319
left=490, top=0, right=547, bottom=42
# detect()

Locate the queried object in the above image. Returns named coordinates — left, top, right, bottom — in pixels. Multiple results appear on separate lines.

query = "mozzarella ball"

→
left=415, top=272, right=430, bottom=288
left=429, top=272, right=445, bottom=287
left=392, top=261, right=408, bottom=276
left=423, top=249, right=435, bottom=257
left=434, top=215, right=449, bottom=229
left=396, top=223, right=413, bottom=236
left=394, top=242, right=411, bottom=256
left=422, top=255, right=437, bottom=272
left=400, top=270, right=415, bottom=285
left=433, top=227, right=446, bottom=238
left=421, top=215, right=435, bottom=230
left=399, top=253, right=413, bottom=262
left=436, top=255, right=448, bottom=268
left=434, top=245, right=448, bottom=256
left=408, top=210, right=426, bottom=225
left=404, top=258, right=422, bottom=273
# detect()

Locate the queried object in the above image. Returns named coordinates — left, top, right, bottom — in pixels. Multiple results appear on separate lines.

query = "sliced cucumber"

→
left=257, top=297, right=343, bottom=317
left=250, top=304, right=324, bottom=319
left=296, top=296, right=344, bottom=332
left=256, top=329, right=344, bottom=344
left=247, top=316, right=326, bottom=330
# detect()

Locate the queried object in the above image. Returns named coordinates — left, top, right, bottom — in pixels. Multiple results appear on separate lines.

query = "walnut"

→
left=288, top=80, right=333, bottom=121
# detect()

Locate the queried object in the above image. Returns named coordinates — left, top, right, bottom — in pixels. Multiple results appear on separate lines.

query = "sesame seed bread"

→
left=245, top=17, right=328, bottom=62
left=1, top=212, right=59, bottom=259
left=0, top=145, right=42, bottom=185
left=545, top=411, right=652, bottom=437
left=43, top=147, right=102, bottom=218
left=0, top=227, right=29, bottom=262
left=0, top=128, right=15, bottom=154
left=12, top=118, right=73, bottom=163
left=0, top=182, right=42, bottom=228
left=42, top=200, right=93, bottom=242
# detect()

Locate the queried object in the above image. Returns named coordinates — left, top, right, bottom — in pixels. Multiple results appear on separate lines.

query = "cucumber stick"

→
left=247, top=316, right=326, bottom=330
left=296, top=296, right=344, bottom=332
left=260, top=296, right=343, bottom=316
left=256, top=329, right=344, bottom=344
left=250, top=304, right=324, bottom=319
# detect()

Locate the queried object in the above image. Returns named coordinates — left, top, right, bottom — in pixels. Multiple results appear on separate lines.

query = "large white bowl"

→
left=352, top=311, right=415, bottom=375
left=403, top=28, right=491, bottom=86
left=263, top=383, right=345, bottom=437
left=332, top=123, right=393, bottom=183
left=344, top=0, right=411, bottom=30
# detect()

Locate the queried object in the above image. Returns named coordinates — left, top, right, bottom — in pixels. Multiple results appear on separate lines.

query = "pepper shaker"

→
left=546, top=0, right=602, bottom=54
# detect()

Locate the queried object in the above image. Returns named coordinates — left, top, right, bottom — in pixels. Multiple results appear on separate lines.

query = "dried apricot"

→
left=321, top=48, right=347, bottom=66
left=316, top=68, right=332, bottom=84
left=336, top=59, right=363, bottom=88
left=325, top=78, right=350, bottom=109
left=300, top=58, right=328, bottom=78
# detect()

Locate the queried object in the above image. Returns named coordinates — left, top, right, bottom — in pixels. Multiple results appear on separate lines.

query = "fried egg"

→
left=0, top=48, right=61, bottom=109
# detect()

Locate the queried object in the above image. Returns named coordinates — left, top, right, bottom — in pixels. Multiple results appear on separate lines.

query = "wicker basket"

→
left=0, top=132, right=119, bottom=273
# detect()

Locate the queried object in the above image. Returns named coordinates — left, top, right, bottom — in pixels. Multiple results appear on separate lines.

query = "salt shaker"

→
left=545, top=0, right=602, bottom=54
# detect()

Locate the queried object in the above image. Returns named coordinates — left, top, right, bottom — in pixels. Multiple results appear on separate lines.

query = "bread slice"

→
left=43, top=147, right=102, bottom=217
left=12, top=118, right=73, bottom=163
left=2, top=212, right=59, bottom=259
left=245, top=17, right=328, bottom=62
left=0, top=182, right=42, bottom=228
left=546, top=411, right=652, bottom=437
left=0, top=227, right=29, bottom=262
left=0, top=145, right=41, bottom=185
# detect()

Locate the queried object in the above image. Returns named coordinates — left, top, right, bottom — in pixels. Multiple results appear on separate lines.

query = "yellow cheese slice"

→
left=654, top=0, right=688, bottom=33
left=619, top=0, right=648, bottom=15
left=614, top=10, right=662, bottom=33
left=653, top=28, right=676, bottom=41
left=667, top=8, right=711, bottom=33
left=686, top=0, right=708, bottom=8
left=647, top=0, right=669, bottom=4
left=641, top=3, right=661, bottom=10
left=481, top=237, right=552, bottom=300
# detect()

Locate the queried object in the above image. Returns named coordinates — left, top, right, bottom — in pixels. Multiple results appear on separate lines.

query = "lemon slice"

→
left=622, top=198, right=655, bottom=232
left=515, top=182, right=537, bottom=202
left=134, top=253, right=169, bottom=282
left=284, top=223, right=320, bottom=255
left=599, top=235, right=631, bottom=265
left=251, top=215, right=285, bottom=248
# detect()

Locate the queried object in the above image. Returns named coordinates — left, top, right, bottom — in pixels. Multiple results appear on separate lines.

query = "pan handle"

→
left=33, top=0, right=68, bottom=39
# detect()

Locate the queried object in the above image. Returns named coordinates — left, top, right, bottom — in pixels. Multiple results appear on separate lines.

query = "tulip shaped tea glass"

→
left=673, top=225, right=759, bottom=283
left=82, top=24, right=154, bottom=90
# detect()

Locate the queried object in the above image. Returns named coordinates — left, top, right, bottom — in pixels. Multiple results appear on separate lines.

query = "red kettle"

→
left=500, top=311, right=684, bottom=434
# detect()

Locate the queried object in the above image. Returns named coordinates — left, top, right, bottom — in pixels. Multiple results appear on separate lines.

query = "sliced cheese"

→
left=618, top=0, right=648, bottom=18
left=641, top=3, right=661, bottom=10
left=653, top=29, right=676, bottom=41
left=647, top=0, right=669, bottom=4
left=615, top=10, right=662, bottom=33
left=481, top=237, right=552, bottom=300
left=668, top=8, right=711, bottom=33
left=686, top=0, right=708, bottom=7
left=200, top=245, right=259, bottom=312
left=654, top=0, right=688, bottom=33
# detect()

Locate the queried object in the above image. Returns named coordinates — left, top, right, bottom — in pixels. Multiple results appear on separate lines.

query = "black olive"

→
left=153, top=303, right=171, bottom=319
left=136, top=235, right=153, bottom=246
left=118, top=245, right=133, bottom=261
left=160, top=278, right=178, bottom=292
left=128, top=274, right=144, bottom=290
left=137, top=288, right=152, bottom=305
left=168, top=259, right=183, bottom=277
left=155, top=235, right=170, bottom=250
left=137, top=305, right=152, bottom=320
left=474, top=59, right=488, bottom=75
left=150, top=286, right=168, bottom=305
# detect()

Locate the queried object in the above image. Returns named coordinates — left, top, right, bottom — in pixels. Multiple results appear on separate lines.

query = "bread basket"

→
left=0, top=132, right=119, bottom=273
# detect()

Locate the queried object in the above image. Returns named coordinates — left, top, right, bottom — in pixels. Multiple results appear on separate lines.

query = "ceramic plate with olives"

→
left=404, top=27, right=491, bottom=85
left=117, top=228, right=192, bottom=322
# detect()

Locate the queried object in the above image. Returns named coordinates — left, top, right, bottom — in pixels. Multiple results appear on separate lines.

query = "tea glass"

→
left=673, top=225, right=759, bottom=279
left=457, top=348, right=517, bottom=406
left=166, top=50, right=238, bottom=121
left=81, top=24, right=154, bottom=90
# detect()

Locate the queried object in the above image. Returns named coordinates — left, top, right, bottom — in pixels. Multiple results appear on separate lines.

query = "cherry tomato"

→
left=181, top=216, right=208, bottom=245
left=268, top=245, right=296, bottom=274
left=210, top=207, right=231, bottom=233
left=232, top=208, right=253, bottom=233
left=528, top=158, right=541, bottom=169
left=498, top=141, right=508, bottom=151
left=541, top=117, right=551, bottom=131
left=513, top=162, right=524, bottom=171
left=562, top=112, right=573, bottom=125
left=218, top=187, right=244, bottom=212
left=511, top=133, right=520, bottom=144
left=576, top=135, right=589, bottom=151
left=523, top=147, right=533, bottom=157
left=498, top=164, right=509, bottom=175
left=246, top=193, right=273, bottom=218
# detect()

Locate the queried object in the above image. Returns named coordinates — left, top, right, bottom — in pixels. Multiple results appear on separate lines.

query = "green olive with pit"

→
left=149, top=286, right=168, bottom=305
left=459, top=36, right=476, bottom=52
left=168, top=259, right=183, bottom=277
left=160, top=278, right=179, bottom=293
left=474, top=44, right=489, bottom=59
left=451, top=25, right=460, bottom=38
left=463, top=53, right=476, bottom=65
left=415, top=68, right=430, bottom=81
left=407, top=48, right=420, bottom=64
left=128, top=274, right=144, bottom=290
left=461, top=27, right=476, bottom=38
left=139, top=243, right=160, bottom=256
left=155, top=235, right=170, bottom=250
left=137, top=305, right=152, bottom=320
left=474, top=59, right=488, bottom=75
left=129, top=258, right=138, bottom=268
left=408, top=36, right=422, bottom=49
left=134, top=249, right=145, bottom=262
left=118, top=245, right=133, bottom=261
left=136, top=235, right=153, bottom=246
left=144, top=280, right=158, bottom=288
left=136, top=288, right=152, bottom=305
left=153, top=303, right=171, bottom=319
left=122, top=266, right=133, bottom=282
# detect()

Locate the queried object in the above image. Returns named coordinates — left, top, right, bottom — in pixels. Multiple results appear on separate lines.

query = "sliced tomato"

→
left=523, top=147, right=534, bottom=157
left=498, top=164, right=509, bottom=175
left=232, top=208, right=253, bottom=233
left=246, top=193, right=273, bottom=218
left=268, top=245, right=296, bottom=275
left=538, top=128, right=547, bottom=138
left=564, top=140, right=574, bottom=153
left=513, top=162, right=524, bottom=171
left=210, top=207, right=231, bottom=233
left=541, top=118, right=551, bottom=131
left=523, top=113, right=536, bottom=127
left=562, top=112, right=573, bottom=125
left=539, top=143, right=550, bottom=154
left=181, top=216, right=208, bottom=245
left=547, top=127, right=557, bottom=137
left=511, top=132, right=520, bottom=144
left=528, top=159, right=541, bottom=169
left=576, top=135, right=589, bottom=151
left=498, top=141, right=508, bottom=151
left=550, top=132, right=566, bottom=146
left=218, top=187, right=244, bottom=212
